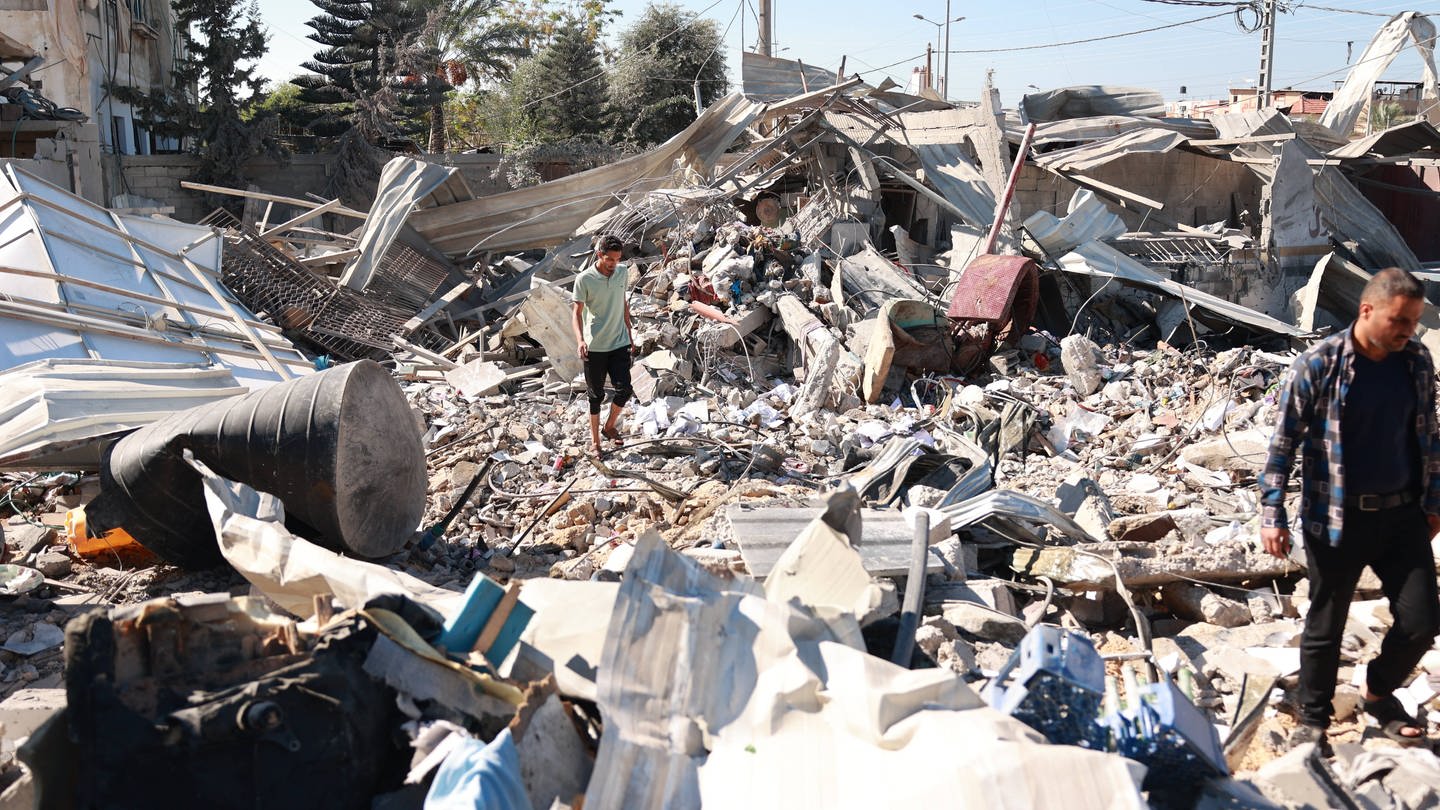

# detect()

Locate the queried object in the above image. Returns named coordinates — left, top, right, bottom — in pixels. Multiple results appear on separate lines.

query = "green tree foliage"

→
left=606, top=3, right=727, bottom=146
left=503, top=17, right=609, bottom=142
left=113, top=0, right=281, bottom=195
left=496, top=0, right=619, bottom=53
left=294, top=0, right=427, bottom=140
left=410, top=0, right=532, bottom=152
left=294, top=0, right=433, bottom=201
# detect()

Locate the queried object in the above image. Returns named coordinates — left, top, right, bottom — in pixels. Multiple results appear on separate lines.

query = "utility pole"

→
left=1256, top=0, right=1277, bottom=109
left=757, top=0, right=773, bottom=57
left=942, top=0, right=951, bottom=101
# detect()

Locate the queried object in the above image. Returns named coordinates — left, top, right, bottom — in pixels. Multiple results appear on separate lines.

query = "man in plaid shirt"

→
left=1261, top=267, right=1440, bottom=754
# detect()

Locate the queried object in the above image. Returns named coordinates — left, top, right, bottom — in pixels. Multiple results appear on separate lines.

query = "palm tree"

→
left=413, top=0, right=532, bottom=152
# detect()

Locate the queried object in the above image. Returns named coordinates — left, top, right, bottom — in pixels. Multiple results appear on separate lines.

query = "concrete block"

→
left=0, top=688, right=65, bottom=743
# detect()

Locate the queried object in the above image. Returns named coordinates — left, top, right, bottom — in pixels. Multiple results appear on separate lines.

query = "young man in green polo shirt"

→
left=571, top=234, right=634, bottom=456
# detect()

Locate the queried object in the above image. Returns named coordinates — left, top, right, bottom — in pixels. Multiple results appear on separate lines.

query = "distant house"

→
left=0, top=0, right=185, bottom=203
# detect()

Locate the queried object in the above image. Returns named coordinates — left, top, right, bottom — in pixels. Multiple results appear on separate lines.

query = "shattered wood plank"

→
left=258, top=198, right=344, bottom=239
left=179, top=181, right=369, bottom=220
left=402, top=281, right=475, bottom=333
left=393, top=336, right=459, bottom=370
left=1056, top=171, right=1165, bottom=211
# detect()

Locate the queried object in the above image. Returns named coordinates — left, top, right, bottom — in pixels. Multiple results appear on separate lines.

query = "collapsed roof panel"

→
left=1328, top=119, right=1440, bottom=160
left=1030, top=129, right=1190, bottom=174
left=1005, top=114, right=1217, bottom=147
left=741, top=50, right=840, bottom=101
left=0, top=165, right=310, bottom=388
left=1319, top=11, right=1438, bottom=138
left=1020, top=86, right=1166, bottom=122
left=341, top=156, right=464, bottom=292
left=407, top=94, right=765, bottom=258
left=0, top=358, right=246, bottom=470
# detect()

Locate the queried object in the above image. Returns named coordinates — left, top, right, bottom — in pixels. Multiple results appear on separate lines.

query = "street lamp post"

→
left=913, top=8, right=965, bottom=99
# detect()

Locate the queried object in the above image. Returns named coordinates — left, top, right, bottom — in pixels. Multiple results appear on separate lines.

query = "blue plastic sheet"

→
left=423, top=728, right=531, bottom=810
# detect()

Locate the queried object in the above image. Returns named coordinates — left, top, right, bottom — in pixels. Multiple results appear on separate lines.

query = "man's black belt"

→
left=1343, top=490, right=1418, bottom=511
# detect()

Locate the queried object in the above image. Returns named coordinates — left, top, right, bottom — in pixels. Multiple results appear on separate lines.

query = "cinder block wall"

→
left=115, top=152, right=511, bottom=225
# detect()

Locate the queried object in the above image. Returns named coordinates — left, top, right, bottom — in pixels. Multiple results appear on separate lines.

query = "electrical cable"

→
left=943, top=10, right=1234, bottom=54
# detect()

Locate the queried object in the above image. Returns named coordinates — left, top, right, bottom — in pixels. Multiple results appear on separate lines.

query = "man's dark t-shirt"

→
left=1343, top=350, right=1419, bottom=495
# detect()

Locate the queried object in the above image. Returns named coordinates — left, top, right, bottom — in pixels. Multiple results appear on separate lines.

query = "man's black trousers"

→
left=1297, top=503, right=1440, bottom=728
left=584, top=347, right=632, bottom=414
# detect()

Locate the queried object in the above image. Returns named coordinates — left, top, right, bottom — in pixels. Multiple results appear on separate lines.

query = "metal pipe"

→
left=982, top=121, right=1037, bottom=255
left=890, top=511, right=931, bottom=667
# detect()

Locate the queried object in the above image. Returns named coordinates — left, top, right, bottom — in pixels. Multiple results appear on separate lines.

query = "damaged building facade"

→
left=2, top=8, right=1440, bottom=810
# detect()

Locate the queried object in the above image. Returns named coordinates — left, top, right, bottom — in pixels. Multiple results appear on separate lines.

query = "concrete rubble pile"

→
left=4, top=25, right=1440, bottom=809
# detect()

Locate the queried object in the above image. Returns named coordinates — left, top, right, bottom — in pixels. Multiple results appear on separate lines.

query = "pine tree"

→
left=113, top=0, right=280, bottom=196
left=607, top=3, right=728, bottom=146
left=520, top=17, right=608, bottom=141
left=293, top=0, right=428, bottom=140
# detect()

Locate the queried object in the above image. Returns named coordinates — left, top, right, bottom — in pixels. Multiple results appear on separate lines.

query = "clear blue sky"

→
left=252, top=1, right=1430, bottom=106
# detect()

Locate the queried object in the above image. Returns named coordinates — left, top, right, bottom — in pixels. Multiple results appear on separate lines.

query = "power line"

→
left=943, top=9, right=1234, bottom=54
left=693, top=0, right=743, bottom=81
left=1292, top=2, right=1394, bottom=16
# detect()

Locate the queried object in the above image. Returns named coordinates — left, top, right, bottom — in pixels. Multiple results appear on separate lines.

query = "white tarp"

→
left=584, top=530, right=1149, bottom=810
left=1320, top=12, right=1438, bottom=138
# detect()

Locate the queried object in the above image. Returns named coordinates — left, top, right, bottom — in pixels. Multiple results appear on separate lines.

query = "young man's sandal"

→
left=1364, top=694, right=1429, bottom=746
left=601, top=425, right=624, bottom=446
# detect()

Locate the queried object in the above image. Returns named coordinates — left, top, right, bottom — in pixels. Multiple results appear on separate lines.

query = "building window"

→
left=132, top=120, right=150, bottom=156
left=127, top=0, right=151, bottom=25
left=111, top=114, right=129, bottom=155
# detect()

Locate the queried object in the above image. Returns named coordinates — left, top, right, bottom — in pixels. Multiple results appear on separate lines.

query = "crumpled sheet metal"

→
left=1020, top=86, right=1166, bottom=122
left=1320, top=11, right=1438, bottom=139
left=407, top=94, right=764, bottom=258
left=1045, top=234, right=1304, bottom=337
left=939, top=488, right=1101, bottom=544
left=585, top=532, right=1148, bottom=810
left=1030, top=128, right=1190, bottom=175
left=341, top=156, right=461, bottom=292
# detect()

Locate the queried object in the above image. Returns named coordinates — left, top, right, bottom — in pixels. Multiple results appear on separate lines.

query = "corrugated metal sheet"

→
left=0, top=359, right=245, bottom=470
left=407, top=93, right=764, bottom=258
left=0, top=165, right=311, bottom=388
left=1020, top=86, right=1166, bottom=122
left=1003, top=113, right=1216, bottom=146
left=1329, top=119, right=1440, bottom=159
left=1030, top=128, right=1190, bottom=174
left=912, top=142, right=1000, bottom=230
left=741, top=50, right=839, bottom=101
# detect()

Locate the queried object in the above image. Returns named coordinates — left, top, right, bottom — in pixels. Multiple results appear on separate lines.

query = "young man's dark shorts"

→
left=584, top=347, right=632, bottom=414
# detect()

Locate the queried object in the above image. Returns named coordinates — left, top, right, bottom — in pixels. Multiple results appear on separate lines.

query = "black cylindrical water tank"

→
left=87, top=360, right=426, bottom=568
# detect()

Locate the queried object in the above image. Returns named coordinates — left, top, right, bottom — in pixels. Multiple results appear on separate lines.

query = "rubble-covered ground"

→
left=6, top=45, right=1440, bottom=809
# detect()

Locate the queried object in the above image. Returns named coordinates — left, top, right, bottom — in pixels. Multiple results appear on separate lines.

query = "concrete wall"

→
left=1013, top=151, right=1263, bottom=231
left=113, top=152, right=512, bottom=224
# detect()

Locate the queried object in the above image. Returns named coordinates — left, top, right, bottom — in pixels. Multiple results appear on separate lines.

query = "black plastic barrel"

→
left=86, top=360, right=426, bottom=569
